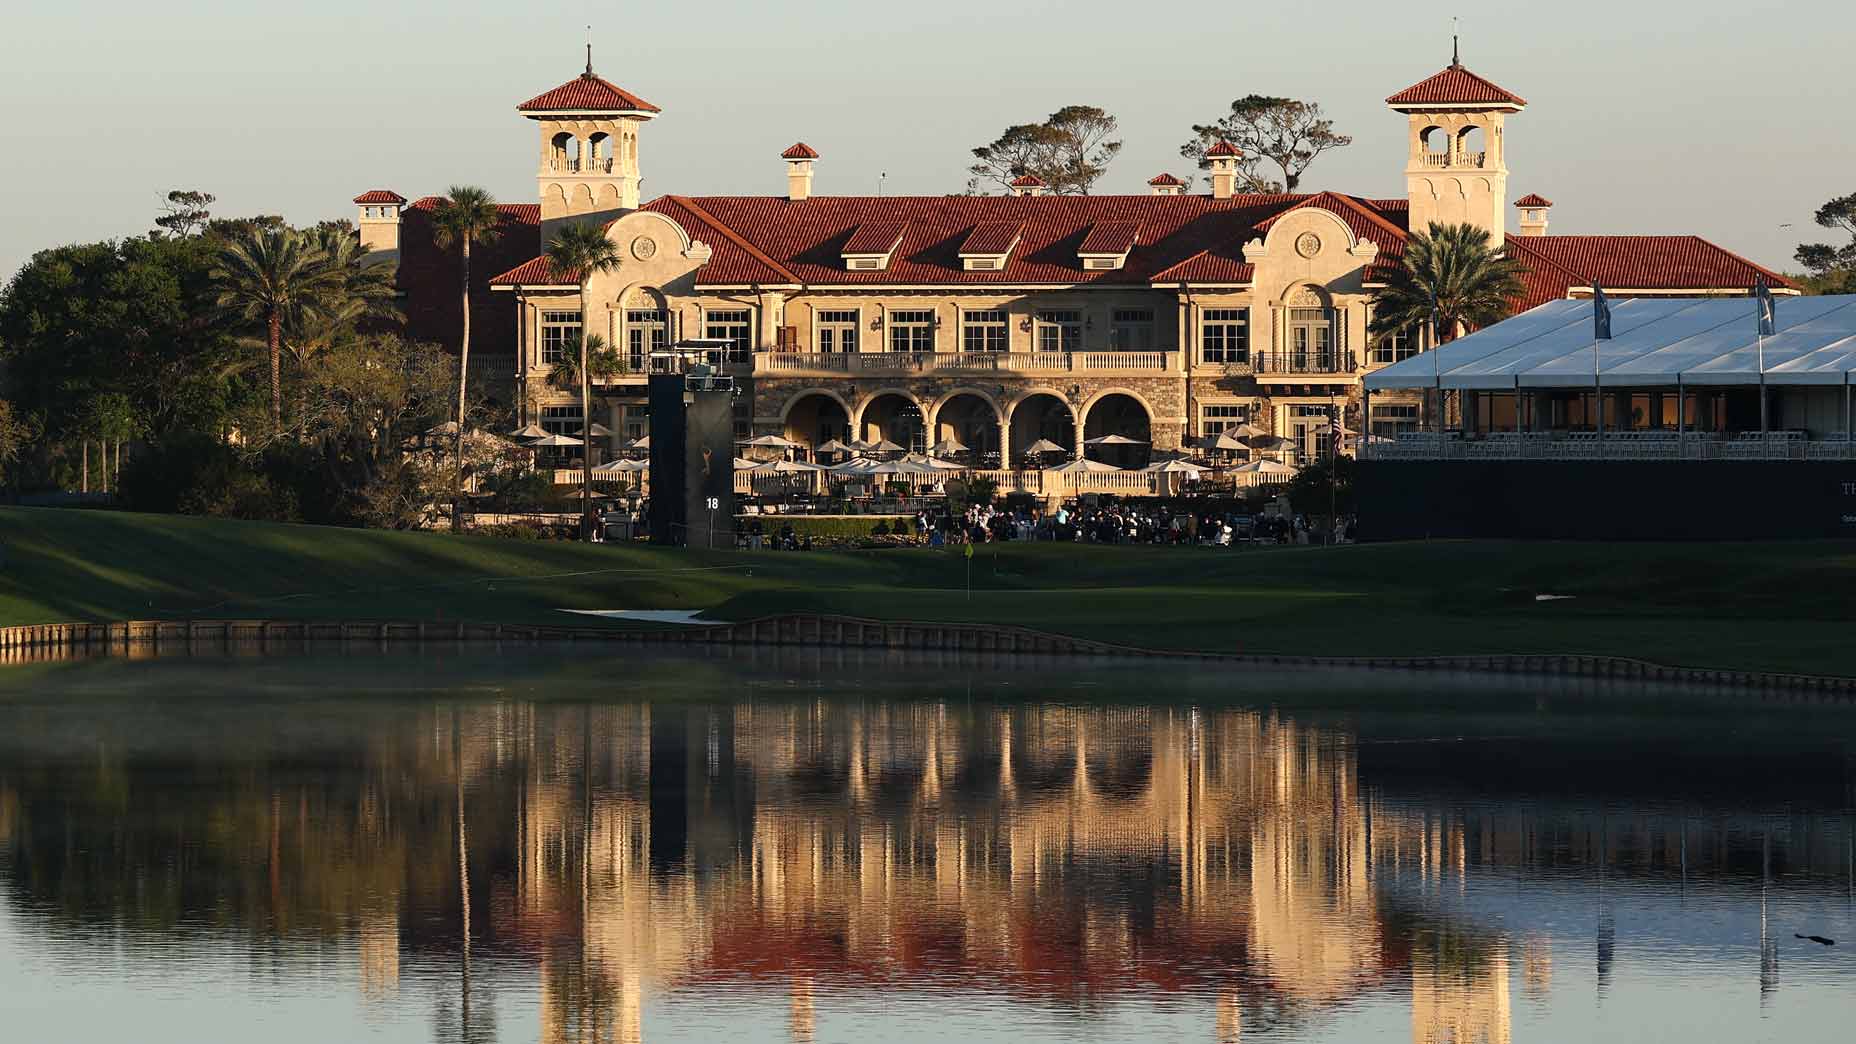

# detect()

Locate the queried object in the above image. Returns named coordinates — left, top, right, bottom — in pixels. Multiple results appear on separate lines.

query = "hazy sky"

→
left=2, top=0, right=1851, bottom=282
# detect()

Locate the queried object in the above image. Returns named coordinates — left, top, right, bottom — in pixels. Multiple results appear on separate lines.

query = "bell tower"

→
left=517, top=47, right=660, bottom=244
left=1387, top=46, right=1524, bottom=248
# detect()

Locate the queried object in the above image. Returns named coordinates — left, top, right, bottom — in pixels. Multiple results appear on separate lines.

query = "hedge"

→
left=736, top=515, right=914, bottom=541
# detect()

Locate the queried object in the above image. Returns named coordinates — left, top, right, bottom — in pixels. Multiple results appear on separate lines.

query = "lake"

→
left=1, top=645, right=1853, bottom=1043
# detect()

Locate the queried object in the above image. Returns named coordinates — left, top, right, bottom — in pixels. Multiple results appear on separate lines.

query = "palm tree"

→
left=284, top=227, right=402, bottom=415
left=544, top=224, right=625, bottom=538
left=1369, top=222, right=1527, bottom=344
left=1370, top=222, right=1527, bottom=433
left=546, top=333, right=622, bottom=393
left=212, top=226, right=338, bottom=432
left=430, top=187, right=502, bottom=529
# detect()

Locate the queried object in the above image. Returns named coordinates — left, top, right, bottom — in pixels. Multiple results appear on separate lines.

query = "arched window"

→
left=588, top=132, right=613, bottom=174
left=550, top=132, right=577, bottom=172
left=1419, top=126, right=1448, bottom=167
left=1456, top=126, right=1486, bottom=168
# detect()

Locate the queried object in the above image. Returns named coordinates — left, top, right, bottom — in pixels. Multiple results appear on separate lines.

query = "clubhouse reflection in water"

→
left=1, top=696, right=1852, bottom=1043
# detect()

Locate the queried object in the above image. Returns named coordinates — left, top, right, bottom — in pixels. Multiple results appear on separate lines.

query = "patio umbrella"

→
left=1051, top=456, right=1122, bottom=473
left=1023, top=438, right=1065, bottom=454
left=816, top=438, right=853, bottom=455
left=734, top=457, right=768, bottom=470
left=1231, top=423, right=1270, bottom=440
left=630, top=435, right=651, bottom=450
left=1247, top=434, right=1290, bottom=451
left=828, top=456, right=883, bottom=473
left=905, top=453, right=967, bottom=471
left=591, top=458, right=648, bottom=475
left=1233, top=459, right=1296, bottom=476
left=1199, top=431, right=1247, bottom=452
left=507, top=423, right=548, bottom=440
left=741, top=434, right=804, bottom=449
left=1083, top=434, right=1147, bottom=446
left=868, top=458, right=937, bottom=475
left=761, top=459, right=826, bottom=473
left=929, top=436, right=969, bottom=456
left=527, top=433, right=587, bottom=448
left=1307, top=420, right=1356, bottom=436
left=584, top=422, right=615, bottom=438
left=1146, top=459, right=1205, bottom=475
left=868, top=439, right=906, bottom=454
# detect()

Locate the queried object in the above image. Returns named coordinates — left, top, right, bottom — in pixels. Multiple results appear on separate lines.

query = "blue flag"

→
left=1755, top=276, right=1777, bottom=337
left=1593, top=283, right=1612, bottom=341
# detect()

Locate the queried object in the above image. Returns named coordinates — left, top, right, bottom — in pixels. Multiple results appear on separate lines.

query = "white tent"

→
left=1364, top=294, right=1856, bottom=392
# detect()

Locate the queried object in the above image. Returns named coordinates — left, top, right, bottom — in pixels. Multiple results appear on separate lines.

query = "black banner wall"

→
left=1358, top=461, right=1856, bottom=541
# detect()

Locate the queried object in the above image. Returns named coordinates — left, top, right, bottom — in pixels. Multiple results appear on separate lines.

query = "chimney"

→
left=782, top=142, right=819, bottom=201
left=353, top=189, right=406, bottom=265
left=1009, top=174, right=1047, bottom=197
left=1205, top=141, right=1240, bottom=200
left=1148, top=173, right=1185, bottom=197
left=1515, top=194, right=1552, bottom=237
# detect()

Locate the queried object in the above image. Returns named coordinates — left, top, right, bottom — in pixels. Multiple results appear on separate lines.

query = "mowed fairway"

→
left=5, top=507, right=1856, bottom=676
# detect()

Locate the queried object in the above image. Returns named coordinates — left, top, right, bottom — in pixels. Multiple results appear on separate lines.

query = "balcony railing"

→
left=545, top=158, right=616, bottom=174
left=753, top=350, right=1171, bottom=376
left=1253, top=351, right=1358, bottom=376
left=1418, top=151, right=1485, bottom=169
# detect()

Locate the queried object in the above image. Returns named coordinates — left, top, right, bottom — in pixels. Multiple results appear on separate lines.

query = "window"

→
left=889, top=310, right=935, bottom=353
left=1201, top=403, right=1249, bottom=436
left=962, top=309, right=1008, bottom=352
left=1110, top=308, right=1155, bottom=351
left=1036, top=310, right=1082, bottom=352
left=733, top=401, right=752, bottom=441
left=540, top=310, right=582, bottom=366
left=541, top=405, right=584, bottom=436
left=704, top=308, right=753, bottom=362
left=626, top=309, right=667, bottom=372
left=1288, top=307, right=1334, bottom=368
left=1287, top=403, right=1337, bottom=461
left=1373, top=326, right=1421, bottom=364
left=624, top=404, right=650, bottom=442
left=1201, top=308, right=1248, bottom=364
left=817, top=310, right=860, bottom=353
left=1371, top=403, right=1419, bottom=437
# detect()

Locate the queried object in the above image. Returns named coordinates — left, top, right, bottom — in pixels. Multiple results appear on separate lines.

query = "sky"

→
left=1, top=0, right=1852, bottom=282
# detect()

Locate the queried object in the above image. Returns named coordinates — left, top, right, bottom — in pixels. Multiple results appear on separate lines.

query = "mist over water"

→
left=1, top=647, right=1853, bottom=1043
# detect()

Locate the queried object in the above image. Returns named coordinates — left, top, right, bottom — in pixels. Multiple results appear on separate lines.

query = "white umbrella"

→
left=1083, top=434, right=1147, bottom=446
left=816, top=438, right=853, bottom=455
left=507, top=423, right=548, bottom=439
left=591, top=458, right=648, bottom=475
left=929, top=436, right=969, bottom=455
left=762, top=459, right=826, bottom=473
left=1052, top=457, right=1122, bottom=473
left=630, top=435, right=651, bottom=450
left=1247, top=434, right=1290, bottom=451
left=527, top=433, right=586, bottom=448
left=903, top=453, right=966, bottom=471
left=734, top=457, right=768, bottom=470
left=1022, top=438, right=1065, bottom=454
left=1307, top=420, right=1356, bottom=436
left=868, top=438, right=906, bottom=454
left=583, top=422, right=615, bottom=438
left=829, top=456, right=883, bottom=473
left=868, top=458, right=937, bottom=475
left=1146, top=459, right=1205, bottom=475
left=1231, top=423, right=1270, bottom=440
left=1199, top=431, right=1247, bottom=452
left=741, top=434, right=804, bottom=449
left=1233, top=459, right=1296, bottom=476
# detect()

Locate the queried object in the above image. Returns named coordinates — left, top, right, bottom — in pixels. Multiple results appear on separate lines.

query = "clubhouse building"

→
left=354, top=53, right=1785, bottom=470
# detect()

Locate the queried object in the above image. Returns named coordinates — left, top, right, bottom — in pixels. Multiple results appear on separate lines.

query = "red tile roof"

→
left=486, top=256, right=577, bottom=286
left=1008, top=174, right=1046, bottom=188
left=1147, top=173, right=1186, bottom=187
left=781, top=142, right=819, bottom=160
left=353, top=189, right=406, bottom=205
left=394, top=198, right=541, bottom=367
left=1386, top=63, right=1526, bottom=108
left=958, top=220, right=1024, bottom=256
left=516, top=73, right=660, bottom=114
left=841, top=221, right=909, bottom=255
left=650, top=193, right=1306, bottom=286
left=1206, top=141, right=1241, bottom=158
left=1514, top=193, right=1553, bottom=208
left=1078, top=221, right=1141, bottom=256
left=1506, top=235, right=1789, bottom=304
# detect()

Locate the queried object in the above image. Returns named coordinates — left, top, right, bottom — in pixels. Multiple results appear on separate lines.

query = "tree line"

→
left=0, top=188, right=540, bottom=527
left=967, top=95, right=1351, bottom=195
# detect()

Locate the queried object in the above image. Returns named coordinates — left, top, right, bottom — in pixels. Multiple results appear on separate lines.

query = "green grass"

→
left=6, top=506, right=1856, bottom=676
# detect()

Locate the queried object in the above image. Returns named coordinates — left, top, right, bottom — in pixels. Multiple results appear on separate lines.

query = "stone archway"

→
left=1081, top=391, right=1153, bottom=468
left=1008, top=392, right=1076, bottom=462
left=781, top=391, right=851, bottom=455
left=930, top=392, right=1002, bottom=463
left=857, top=391, right=925, bottom=452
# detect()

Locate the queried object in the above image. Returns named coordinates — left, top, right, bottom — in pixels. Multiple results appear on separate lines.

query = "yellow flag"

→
left=963, top=541, right=974, bottom=559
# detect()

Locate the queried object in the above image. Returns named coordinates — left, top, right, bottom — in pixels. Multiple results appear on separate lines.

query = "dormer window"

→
left=958, top=221, right=1023, bottom=272
left=841, top=221, right=908, bottom=272
left=1077, top=221, right=1139, bottom=271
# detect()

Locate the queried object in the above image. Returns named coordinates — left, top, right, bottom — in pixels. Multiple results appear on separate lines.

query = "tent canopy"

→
left=1363, top=294, right=1856, bottom=392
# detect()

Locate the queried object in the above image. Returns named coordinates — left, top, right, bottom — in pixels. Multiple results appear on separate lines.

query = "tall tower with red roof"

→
left=1387, top=48, right=1525, bottom=248
left=517, top=47, right=661, bottom=243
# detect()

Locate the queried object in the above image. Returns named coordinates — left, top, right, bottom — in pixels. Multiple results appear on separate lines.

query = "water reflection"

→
left=1, top=653, right=1854, bottom=1043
